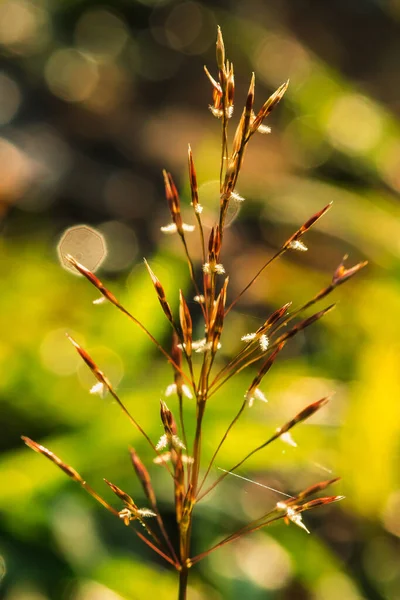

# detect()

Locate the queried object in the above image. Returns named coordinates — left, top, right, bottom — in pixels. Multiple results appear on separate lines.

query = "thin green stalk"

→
left=197, top=398, right=247, bottom=496
left=197, top=428, right=282, bottom=502
left=107, top=387, right=174, bottom=478
left=179, top=233, right=207, bottom=323
left=225, top=248, right=285, bottom=315
left=190, top=514, right=282, bottom=566
left=209, top=340, right=260, bottom=391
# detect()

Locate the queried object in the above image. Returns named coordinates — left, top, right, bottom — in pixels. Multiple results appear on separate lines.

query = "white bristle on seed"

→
left=241, top=333, right=256, bottom=342
left=276, top=502, right=310, bottom=534
left=259, top=334, right=269, bottom=352
left=280, top=431, right=297, bottom=447
left=288, top=240, right=308, bottom=252
left=257, top=124, right=271, bottom=134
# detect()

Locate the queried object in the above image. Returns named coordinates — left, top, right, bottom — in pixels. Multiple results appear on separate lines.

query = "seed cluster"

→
left=22, top=27, right=366, bottom=598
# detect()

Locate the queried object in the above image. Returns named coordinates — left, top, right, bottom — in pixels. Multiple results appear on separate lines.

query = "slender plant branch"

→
left=190, top=514, right=283, bottom=565
left=196, top=398, right=247, bottom=496
left=197, top=429, right=287, bottom=502
left=225, top=248, right=285, bottom=315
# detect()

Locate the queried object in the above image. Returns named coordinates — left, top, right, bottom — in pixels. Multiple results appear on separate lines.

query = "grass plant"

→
left=22, top=28, right=367, bottom=599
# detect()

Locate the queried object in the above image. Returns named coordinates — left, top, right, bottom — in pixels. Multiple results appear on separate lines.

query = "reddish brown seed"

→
left=129, top=447, right=157, bottom=507
left=294, top=396, right=330, bottom=422
left=21, top=436, right=83, bottom=483
left=245, top=73, right=255, bottom=116
left=247, top=343, right=285, bottom=396
left=66, top=334, right=109, bottom=389
left=104, top=478, right=137, bottom=509
left=278, top=397, right=330, bottom=435
left=280, top=304, right=335, bottom=343
left=297, top=203, right=332, bottom=235
left=299, top=495, right=345, bottom=512
left=22, top=436, right=45, bottom=454
left=160, top=401, right=177, bottom=436
left=251, top=80, right=289, bottom=133
left=287, top=478, right=340, bottom=505
left=66, top=334, right=96, bottom=370
left=232, top=73, right=255, bottom=164
left=204, top=65, right=222, bottom=95
left=168, top=173, right=180, bottom=206
left=226, top=63, right=235, bottom=108
left=216, top=26, right=225, bottom=71
left=163, top=170, right=183, bottom=232
left=188, top=145, right=199, bottom=209
left=332, top=257, right=368, bottom=286
left=257, top=302, right=292, bottom=334
left=179, top=290, right=193, bottom=356
left=222, top=158, right=238, bottom=200
left=214, top=225, right=222, bottom=257
left=144, top=259, right=174, bottom=323
left=66, top=255, right=119, bottom=305
left=284, top=203, right=332, bottom=248
left=130, top=448, right=151, bottom=487
left=207, top=225, right=222, bottom=265
left=208, top=227, right=215, bottom=256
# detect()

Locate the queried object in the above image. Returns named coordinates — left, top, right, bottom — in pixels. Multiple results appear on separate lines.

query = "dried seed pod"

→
left=242, top=303, right=292, bottom=349
left=158, top=402, right=185, bottom=452
left=66, top=334, right=111, bottom=391
left=226, top=62, right=235, bottom=110
left=21, top=437, right=83, bottom=483
left=208, top=226, right=215, bottom=259
left=160, top=401, right=177, bottom=437
left=144, top=259, right=174, bottom=323
left=204, top=65, right=222, bottom=94
left=279, top=304, right=335, bottom=343
left=212, top=225, right=222, bottom=260
left=104, top=479, right=157, bottom=537
left=205, top=225, right=223, bottom=273
left=66, top=333, right=113, bottom=393
left=179, top=290, right=193, bottom=356
left=216, top=25, right=225, bottom=72
left=276, top=397, right=330, bottom=438
left=298, top=495, right=345, bottom=512
left=163, top=170, right=183, bottom=234
left=188, top=145, right=199, bottom=211
left=243, top=73, right=255, bottom=133
left=231, top=72, right=254, bottom=166
left=246, top=343, right=285, bottom=402
left=288, top=478, right=340, bottom=506
left=104, top=479, right=138, bottom=509
left=129, top=447, right=157, bottom=507
left=232, top=112, right=245, bottom=157
left=256, top=302, right=292, bottom=335
left=66, top=255, right=119, bottom=305
left=284, top=203, right=332, bottom=249
left=251, top=80, right=289, bottom=134
left=332, top=256, right=368, bottom=286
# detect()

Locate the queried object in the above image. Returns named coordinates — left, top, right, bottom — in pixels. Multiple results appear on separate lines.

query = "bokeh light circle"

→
left=57, top=225, right=107, bottom=274
left=45, top=48, right=99, bottom=103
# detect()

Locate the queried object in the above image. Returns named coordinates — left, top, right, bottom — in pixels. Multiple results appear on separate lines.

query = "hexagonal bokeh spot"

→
left=57, top=225, right=107, bottom=274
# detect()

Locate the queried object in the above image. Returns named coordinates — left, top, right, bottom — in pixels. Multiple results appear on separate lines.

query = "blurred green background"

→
left=1, top=0, right=400, bottom=598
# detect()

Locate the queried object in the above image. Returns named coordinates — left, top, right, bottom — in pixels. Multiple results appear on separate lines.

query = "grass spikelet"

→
left=22, top=27, right=367, bottom=600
